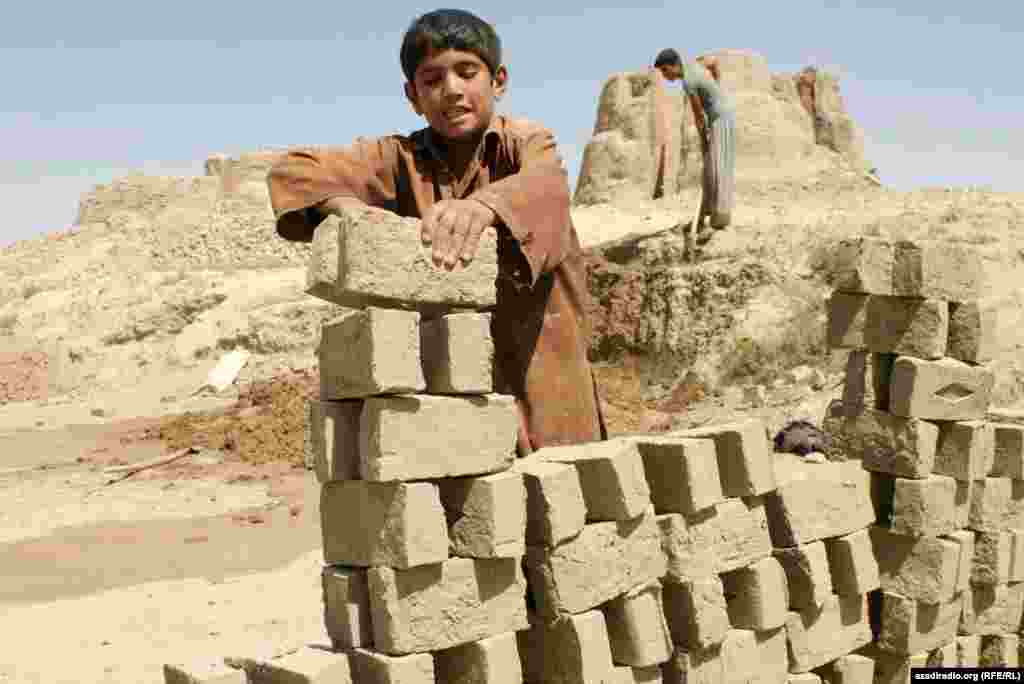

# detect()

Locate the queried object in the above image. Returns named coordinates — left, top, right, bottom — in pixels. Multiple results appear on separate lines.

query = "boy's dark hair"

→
left=653, top=48, right=682, bottom=68
left=400, top=9, right=502, bottom=82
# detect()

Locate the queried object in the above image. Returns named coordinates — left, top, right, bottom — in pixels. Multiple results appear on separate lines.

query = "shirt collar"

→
left=411, top=117, right=503, bottom=163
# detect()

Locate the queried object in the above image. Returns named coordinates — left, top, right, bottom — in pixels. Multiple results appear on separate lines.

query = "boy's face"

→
left=405, top=48, right=508, bottom=141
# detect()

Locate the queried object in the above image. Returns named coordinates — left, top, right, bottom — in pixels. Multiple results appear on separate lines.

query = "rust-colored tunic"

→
left=267, top=115, right=607, bottom=453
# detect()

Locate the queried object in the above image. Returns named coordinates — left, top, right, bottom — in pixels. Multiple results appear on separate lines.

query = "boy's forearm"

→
left=318, top=195, right=368, bottom=217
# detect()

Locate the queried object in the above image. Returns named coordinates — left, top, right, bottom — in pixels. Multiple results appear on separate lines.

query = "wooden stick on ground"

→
left=88, top=447, right=197, bottom=494
left=686, top=184, right=704, bottom=262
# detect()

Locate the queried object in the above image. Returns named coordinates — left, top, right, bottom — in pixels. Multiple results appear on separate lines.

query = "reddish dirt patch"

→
left=0, top=351, right=48, bottom=403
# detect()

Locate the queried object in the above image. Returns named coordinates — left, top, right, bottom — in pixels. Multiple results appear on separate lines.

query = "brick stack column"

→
left=824, top=237, right=1024, bottom=678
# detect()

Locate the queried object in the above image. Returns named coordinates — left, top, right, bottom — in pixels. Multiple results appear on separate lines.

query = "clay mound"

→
left=573, top=49, right=869, bottom=206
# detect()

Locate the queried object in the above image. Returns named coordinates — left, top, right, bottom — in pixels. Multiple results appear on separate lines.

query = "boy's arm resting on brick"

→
left=469, top=128, right=573, bottom=287
left=266, top=138, right=398, bottom=242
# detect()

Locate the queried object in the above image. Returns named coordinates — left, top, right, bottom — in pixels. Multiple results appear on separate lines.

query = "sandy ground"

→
left=0, top=415, right=324, bottom=683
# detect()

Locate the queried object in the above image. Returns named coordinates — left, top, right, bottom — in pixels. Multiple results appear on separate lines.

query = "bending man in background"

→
left=654, top=48, right=736, bottom=244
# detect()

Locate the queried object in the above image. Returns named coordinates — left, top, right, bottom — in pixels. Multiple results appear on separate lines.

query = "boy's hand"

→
left=421, top=199, right=496, bottom=270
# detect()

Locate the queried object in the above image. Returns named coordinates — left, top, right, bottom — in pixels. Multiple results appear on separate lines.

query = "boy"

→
left=267, top=9, right=607, bottom=455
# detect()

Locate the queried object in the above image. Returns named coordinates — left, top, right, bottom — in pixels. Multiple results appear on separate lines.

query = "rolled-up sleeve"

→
left=266, top=137, right=398, bottom=242
left=469, top=127, right=573, bottom=286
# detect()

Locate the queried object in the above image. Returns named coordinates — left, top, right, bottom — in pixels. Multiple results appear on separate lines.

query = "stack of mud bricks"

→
left=825, top=237, right=1024, bottom=680
left=515, top=411, right=886, bottom=684
left=166, top=207, right=520, bottom=684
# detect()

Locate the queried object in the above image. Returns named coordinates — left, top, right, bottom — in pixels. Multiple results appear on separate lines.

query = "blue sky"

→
left=1, top=1, right=1021, bottom=246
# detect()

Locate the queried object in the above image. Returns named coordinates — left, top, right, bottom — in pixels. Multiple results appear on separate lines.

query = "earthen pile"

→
left=824, top=237, right=1024, bottom=675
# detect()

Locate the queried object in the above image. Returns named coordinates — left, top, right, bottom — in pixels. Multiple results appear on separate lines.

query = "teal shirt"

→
left=681, top=61, right=735, bottom=121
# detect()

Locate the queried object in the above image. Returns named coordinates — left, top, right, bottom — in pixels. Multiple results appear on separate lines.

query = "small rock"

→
left=809, top=370, right=828, bottom=391
left=786, top=365, right=815, bottom=386
left=192, top=449, right=225, bottom=466
left=744, top=385, right=767, bottom=407
left=804, top=452, right=827, bottom=464
left=90, top=407, right=107, bottom=417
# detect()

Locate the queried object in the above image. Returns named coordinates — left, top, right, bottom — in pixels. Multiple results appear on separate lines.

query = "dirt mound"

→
left=158, top=368, right=317, bottom=466
left=573, top=50, right=869, bottom=207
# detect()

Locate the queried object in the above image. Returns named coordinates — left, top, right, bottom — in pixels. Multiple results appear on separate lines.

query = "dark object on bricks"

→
left=773, top=420, right=832, bottom=456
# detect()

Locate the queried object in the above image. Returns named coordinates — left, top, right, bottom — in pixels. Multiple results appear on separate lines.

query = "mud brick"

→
left=614, top=665, right=663, bottom=684
left=953, top=478, right=973, bottom=529
left=526, top=510, right=666, bottom=620
left=962, top=583, right=1024, bottom=635
left=721, top=556, right=789, bottom=630
left=359, top=394, right=516, bottom=481
left=368, top=557, right=528, bottom=655
left=308, top=399, right=361, bottom=483
left=840, top=350, right=871, bottom=417
left=349, top=649, right=434, bottom=684
left=992, top=424, right=1024, bottom=479
left=934, top=420, right=994, bottom=481
left=948, top=300, right=998, bottom=364
left=321, top=566, right=372, bottom=650
left=766, top=455, right=874, bottom=546
left=785, top=594, right=873, bottom=673
left=869, top=526, right=960, bottom=603
left=1008, top=530, right=1024, bottom=582
left=865, top=296, right=949, bottom=359
left=432, top=632, right=522, bottom=684
left=979, top=635, right=1020, bottom=668
left=517, top=610, right=617, bottom=684
left=1008, top=481, right=1024, bottom=529
left=438, top=471, right=526, bottom=559
left=241, top=647, right=353, bottom=684
left=877, top=592, right=962, bottom=655
left=674, top=420, right=775, bottom=498
left=541, top=439, right=651, bottom=522
left=947, top=530, right=976, bottom=592
left=719, top=630, right=758, bottom=684
left=973, top=532, right=1013, bottom=585
left=834, top=237, right=895, bottom=295
left=822, top=410, right=935, bottom=478
left=774, top=542, right=833, bottom=611
left=658, top=498, right=772, bottom=581
left=861, top=645, right=929, bottom=684
left=893, top=240, right=982, bottom=300
left=318, top=308, right=425, bottom=400
left=753, top=628, right=789, bottom=684
left=307, top=209, right=498, bottom=313
left=603, top=580, right=673, bottom=667
left=817, top=654, right=874, bottom=684
left=827, top=292, right=868, bottom=349
left=420, top=312, right=494, bottom=394
left=969, top=478, right=1013, bottom=532
left=163, top=659, right=247, bottom=684
left=832, top=409, right=939, bottom=478
left=320, top=480, right=448, bottom=568
left=661, top=645, right=722, bottom=684
left=510, top=458, right=586, bottom=546
left=833, top=351, right=894, bottom=416
left=889, top=356, right=995, bottom=421
left=956, top=636, right=981, bottom=667
left=663, top=576, right=730, bottom=650
left=891, top=475, right=957, bottom=537
left=826, top=529, right=881, bottom=597
left=633, top=436, right=724, bottom=515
